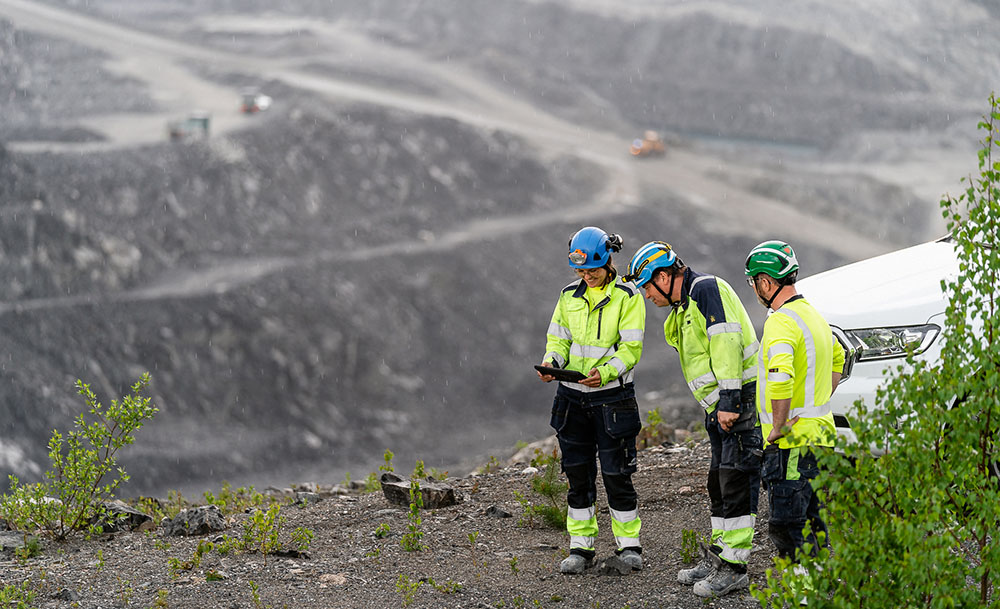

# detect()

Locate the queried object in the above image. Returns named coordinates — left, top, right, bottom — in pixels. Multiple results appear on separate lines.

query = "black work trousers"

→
left=761, top=445, right=829, bottom=560
left=550, top=382, right=641, bottom=558
left=704, top=383, right=762, bottom=571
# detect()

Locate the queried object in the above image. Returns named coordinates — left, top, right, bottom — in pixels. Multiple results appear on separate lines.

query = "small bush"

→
left=680, top=528, right=706, bottom=564
left=400, top=462, right=427, bottom=552
left=202, top=482, right=265, bottom=515
left=379, top=449, right=395, bottom=473
left=0, top=374, right=157, bottom=541
left=516, top=449, right=567, bottom=530
left=479, top=455, right=502, bottom=474
left=0, top=581, right=36, bottom=607
left=244, top=504, right=283, bottom=563
left=363, top=472, right=381, bottom=493
left=291, top=526, right=314, bottom=552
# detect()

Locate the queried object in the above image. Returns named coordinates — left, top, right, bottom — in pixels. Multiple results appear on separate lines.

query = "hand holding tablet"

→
left=534, top=365, right=586, bottom=382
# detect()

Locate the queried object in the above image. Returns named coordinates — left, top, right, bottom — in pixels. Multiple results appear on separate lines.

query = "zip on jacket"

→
left=543, top=277, right=645, bottom=393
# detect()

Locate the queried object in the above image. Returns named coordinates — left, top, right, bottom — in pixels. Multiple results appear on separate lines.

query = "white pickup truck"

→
left=796, top=235, right=961, bottom=448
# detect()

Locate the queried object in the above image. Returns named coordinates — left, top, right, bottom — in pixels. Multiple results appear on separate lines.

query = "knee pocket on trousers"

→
left=558, top=438, right=594, bottom=470
left=598, top=442, right=637, bottom=475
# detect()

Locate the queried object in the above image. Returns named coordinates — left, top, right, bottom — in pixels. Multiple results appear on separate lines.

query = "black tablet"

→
left=534, top=365, right=587, bottom=382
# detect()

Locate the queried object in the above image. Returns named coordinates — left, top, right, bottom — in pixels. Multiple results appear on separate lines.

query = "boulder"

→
left=507, top=436, right=559, bottom=466
left=0, top=531, right=31, bottom=556
left=379, top=472, right=457, bottom=509
left=484, top=505, right=512, bottom=518
left=598, top=555, right=632, bottom=576
left=161, top=505, right=226, bottom=536
left=293, top=491, right=323, bottom=507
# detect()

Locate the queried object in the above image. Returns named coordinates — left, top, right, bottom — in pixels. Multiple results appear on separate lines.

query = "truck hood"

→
left=797, top=238, right=958, bottom=330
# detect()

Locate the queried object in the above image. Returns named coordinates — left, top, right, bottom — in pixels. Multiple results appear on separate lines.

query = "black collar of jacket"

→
left=678, top=267, right=695, bottom=310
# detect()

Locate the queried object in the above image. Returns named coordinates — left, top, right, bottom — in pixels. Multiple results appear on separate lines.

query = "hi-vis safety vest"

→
left=544, top=277, right=645, bottom=391
left=663, top=270, right=758, bottom=412
left=757, top=297, right=845, bottom=449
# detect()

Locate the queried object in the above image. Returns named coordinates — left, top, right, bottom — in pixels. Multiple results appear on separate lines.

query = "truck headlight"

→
left=845, top=324, right=941, bottom=361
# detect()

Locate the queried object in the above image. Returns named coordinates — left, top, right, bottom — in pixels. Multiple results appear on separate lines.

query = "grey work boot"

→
left=559, top=554, right=593, bottom=574
left=692, top=563, right=749, bottom=598
left=619, top=549, right=643, bottom=571
left=677, top=545, right=719, bottom=585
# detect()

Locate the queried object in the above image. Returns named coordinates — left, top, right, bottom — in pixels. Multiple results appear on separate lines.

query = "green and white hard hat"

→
left=745, top=240, right=799, bottom=279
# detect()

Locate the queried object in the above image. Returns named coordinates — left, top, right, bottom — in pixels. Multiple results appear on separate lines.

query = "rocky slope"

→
left=34, top=0, right=998, bottom=147
left=0, top=438, right=775, bottom=609
left=0, top=95, right=611, bottom=495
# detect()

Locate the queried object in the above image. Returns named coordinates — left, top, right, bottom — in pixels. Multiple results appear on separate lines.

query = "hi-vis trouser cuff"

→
left=711, top=515, right=755, bottom=564
left=610, top=507, right=641, bottom=550
left=567, top=505, right=597, bottom=551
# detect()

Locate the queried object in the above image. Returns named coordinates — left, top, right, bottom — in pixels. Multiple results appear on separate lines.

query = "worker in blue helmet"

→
left=625, top=241, right=762, bottom=598
left=538, top=226, right=646, bottom=574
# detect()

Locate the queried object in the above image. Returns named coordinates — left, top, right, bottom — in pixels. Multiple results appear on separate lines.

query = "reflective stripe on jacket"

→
left=757, top=297, right=845, bottom=448
left=663, top=270, right=759, bottom=413
left=544, top=277, right=645, bottom=392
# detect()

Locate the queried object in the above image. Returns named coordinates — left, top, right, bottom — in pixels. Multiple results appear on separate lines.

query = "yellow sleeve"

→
left=543, top=297, right=571, bottom=368
left=832, top=334, right=846, bottom=374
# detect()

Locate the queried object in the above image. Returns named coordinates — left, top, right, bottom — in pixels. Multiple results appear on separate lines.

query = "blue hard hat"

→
left=625, top=241, right=678, bottom=287
left=568, top=227, right=617, bottom=269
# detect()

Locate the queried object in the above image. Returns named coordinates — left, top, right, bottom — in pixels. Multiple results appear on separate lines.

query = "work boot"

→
left=677, top=545, right=719, bottom=585
left=619, top=549, right=643, bottom=571
left=559, top=554, right=593, bottom=574
left=692, top=562, right=749, bottom=598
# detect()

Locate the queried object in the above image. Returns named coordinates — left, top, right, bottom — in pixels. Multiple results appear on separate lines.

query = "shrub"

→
left=0, top=581, right=36, bottom=608
left=0, top=374, right=157, bottom=541
left=291, top=526, right=314, bottom=552
left=363, top=472, right=381, bottom=493
left=243, top=503, right=283, bottom=564
left=379, top=449, right=395, bottom=473
left=753, top=93, right=1000, bottom=608
left=680, top=528, right=707, bottom=564
left=202, top=482, right=265, bottom=515
left=516, top=448, right=567, bottom=530
left=400, top=461, right=426, bottom=551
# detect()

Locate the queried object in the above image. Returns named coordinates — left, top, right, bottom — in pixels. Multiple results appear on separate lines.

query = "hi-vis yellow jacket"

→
left=664, top=270, right=759, bottom=413
left=543, top=277, right=645, bottom=391
left=757, top=296, right=845, bottom=448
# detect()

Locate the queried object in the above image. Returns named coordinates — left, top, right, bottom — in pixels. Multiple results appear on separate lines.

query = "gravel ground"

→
left=1, top=439, right=776, bottom=609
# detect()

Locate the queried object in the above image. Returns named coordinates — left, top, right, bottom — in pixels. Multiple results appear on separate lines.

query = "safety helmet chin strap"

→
left=758, top=275, right=783, bottom=310
left=651, top=270, right=681, bottom=307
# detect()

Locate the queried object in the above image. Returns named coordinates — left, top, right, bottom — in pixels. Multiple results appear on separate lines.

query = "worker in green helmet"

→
left=744, top=240, right=845, bottom=578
